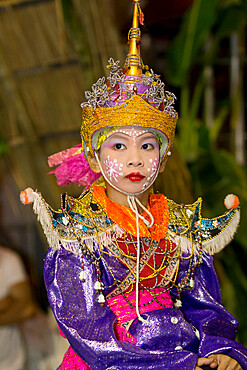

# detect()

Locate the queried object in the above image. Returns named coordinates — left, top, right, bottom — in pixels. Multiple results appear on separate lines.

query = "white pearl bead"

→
left=79, top=270, right=86, bottom=281
left=171, top=317, right=178, bottom=324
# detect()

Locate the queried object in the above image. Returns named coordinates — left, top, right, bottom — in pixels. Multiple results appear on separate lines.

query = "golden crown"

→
left=81, top=0, right=178, bottom=158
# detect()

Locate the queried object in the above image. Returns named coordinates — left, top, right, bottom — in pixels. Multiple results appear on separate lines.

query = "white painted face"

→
left=104, top=155, right=123, bottom=182
left=99, top=127, right=160, bottom=194
left=142, top=157, right=159, bottom=190
left=114, top=128, right=149, bottom=146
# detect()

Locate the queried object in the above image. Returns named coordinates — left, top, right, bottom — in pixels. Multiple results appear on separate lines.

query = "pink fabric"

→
left=48, top=144, right=101, bottom=187
left=59, top=288, right=173, bottom=369
left=59, top=346, right=91, bottom=369
left=108, top=287, right=173, bottom=344
left=48, top=144, right=82, bottom=167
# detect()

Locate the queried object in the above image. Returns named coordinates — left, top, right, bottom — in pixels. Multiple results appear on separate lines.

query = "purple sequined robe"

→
left=44, top=247, right=247, bottom=369
left=28, top=188, right=247, bottom=369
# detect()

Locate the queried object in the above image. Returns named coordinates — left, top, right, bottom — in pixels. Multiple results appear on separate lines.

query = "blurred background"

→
left=0, top=0, right=246, bottom=360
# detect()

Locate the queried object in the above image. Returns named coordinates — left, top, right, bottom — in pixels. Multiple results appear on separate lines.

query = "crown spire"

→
left=124, top=0, right=143, bottom=76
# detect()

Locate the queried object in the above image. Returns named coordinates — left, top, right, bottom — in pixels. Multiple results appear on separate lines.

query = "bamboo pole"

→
left=55, top=0, right=68, bottom=62
left=0, top=0, right=52, bottom=8
left=0, top=44, right=59, bottom=200
left=230, top=32, right=245, bottom=166
left=204, top=37, right=215, bottom=129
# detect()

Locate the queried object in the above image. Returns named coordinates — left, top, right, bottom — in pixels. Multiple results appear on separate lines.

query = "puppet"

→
left=21, top=1, right=247, bottom=369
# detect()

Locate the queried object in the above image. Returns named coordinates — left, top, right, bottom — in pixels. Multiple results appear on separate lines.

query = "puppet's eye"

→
left=141, top=143, right=153, bottom=150
left=113, top=143, right=126, bottom=150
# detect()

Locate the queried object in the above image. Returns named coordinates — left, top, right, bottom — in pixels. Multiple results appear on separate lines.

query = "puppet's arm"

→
left=44, top=246, right=200, bottom=370
left=178, top=252, right=247, bottom=369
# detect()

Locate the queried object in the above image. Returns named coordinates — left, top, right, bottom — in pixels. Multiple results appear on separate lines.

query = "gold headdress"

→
left=81, top=0, right=178, bottom=158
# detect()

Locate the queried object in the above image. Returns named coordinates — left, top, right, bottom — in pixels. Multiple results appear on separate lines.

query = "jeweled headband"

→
left=80, top=0, right=178, bottom=159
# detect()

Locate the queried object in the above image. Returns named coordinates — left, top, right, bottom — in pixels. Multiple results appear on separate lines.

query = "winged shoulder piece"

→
left=167, top=196, right=240, bottom=255
left=21, top=188, right=240, bottom=256
left=20, top=187, right=122, bottom=254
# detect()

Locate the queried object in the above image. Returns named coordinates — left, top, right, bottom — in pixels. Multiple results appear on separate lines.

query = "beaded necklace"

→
left=65, top=187, right=202, bottom=309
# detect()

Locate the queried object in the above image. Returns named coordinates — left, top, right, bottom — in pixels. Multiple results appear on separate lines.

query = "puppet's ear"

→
left=87, top=154, right=101, bottom=173
left=159, top=158, right=167, bottom=173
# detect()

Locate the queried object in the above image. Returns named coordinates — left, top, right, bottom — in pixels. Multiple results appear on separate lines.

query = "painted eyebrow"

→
left=104, top=132, right=158, bottom=143
left=102, top=138, right=127, bottom=148
left=137, top=132, right=155, bottom=138
left=111, top=132, right=157, bottom=141
left=106, top=133, right=129, bottom=140
left=138, top=135, right=158, bottom=141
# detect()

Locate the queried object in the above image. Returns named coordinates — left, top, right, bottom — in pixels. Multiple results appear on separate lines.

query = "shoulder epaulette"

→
left=167, top=198, right=240, bottom=255
left=24, top=188, right=121, bottom=254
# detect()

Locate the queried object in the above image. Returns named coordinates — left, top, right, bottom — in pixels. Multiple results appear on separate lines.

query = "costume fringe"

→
left=31, top=190, right=61, bottom=251
left=168, top=209, right=240, bottom=256
left=168, top=234, right=194, bottom=255
left=25, top=189, right=124, bottom=255
left=82, top=224, right=124, bottom=252
left=23, top=189, right=240, bottom=257
left=51, top=224, right=123, bottom=255
left=201, top=209, right=240, bottom=255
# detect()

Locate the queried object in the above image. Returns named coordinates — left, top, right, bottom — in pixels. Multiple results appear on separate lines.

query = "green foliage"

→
left=214, top=3, right=247, bottom=40
left=165, top=0, right=247, bottom=345
left=61, top=0, right=98, bottom=84
left=219, top=247, right=247, bottom=345
left=166, top=0, right=247, bottom=86
left=189, top=140, right=247, bottom=249
left=0, top=136, right=8, bottom=156
left=166, top=0, right=217, bottom=86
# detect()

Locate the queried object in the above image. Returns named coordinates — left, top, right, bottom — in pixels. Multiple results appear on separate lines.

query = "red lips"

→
left=126, top=172, right=145, bottom=182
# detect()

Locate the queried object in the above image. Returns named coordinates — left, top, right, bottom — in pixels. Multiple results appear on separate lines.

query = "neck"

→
left=105, top=183, right=151, bottom=210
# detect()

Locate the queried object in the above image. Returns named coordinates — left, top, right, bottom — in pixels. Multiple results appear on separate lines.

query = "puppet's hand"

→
left=195, top=357, right=218, bottom=369
left=20, top=187, right=36, bottom=205
left=208, top=354, right=243, bottom=370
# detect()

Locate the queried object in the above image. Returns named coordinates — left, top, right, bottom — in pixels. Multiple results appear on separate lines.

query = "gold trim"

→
left=81, top=95, right=178, bottom=157
left=125, top=0, right=142, bottom=76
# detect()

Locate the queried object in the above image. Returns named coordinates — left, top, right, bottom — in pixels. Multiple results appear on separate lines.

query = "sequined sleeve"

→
left=44, top=246, right=202, bottom=369
left=176, top=252, right=247, bottom=368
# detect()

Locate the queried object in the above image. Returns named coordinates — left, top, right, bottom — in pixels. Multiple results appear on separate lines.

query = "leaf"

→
left=209, top=106, right=229, bottom=144
left=214, top=4, right=247, bottom=40
left=166, top=0, right=218, bottom=86
left=219, top=247, right=247, bottom=346
left=0, top=137, right=8, bottom=156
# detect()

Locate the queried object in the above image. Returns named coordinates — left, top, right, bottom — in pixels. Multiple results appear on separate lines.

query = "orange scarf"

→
left=92, top=186, right=169, bottom=242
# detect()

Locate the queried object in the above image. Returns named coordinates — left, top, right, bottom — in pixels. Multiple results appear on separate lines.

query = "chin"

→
left=118, top=183, right=150, bottom=194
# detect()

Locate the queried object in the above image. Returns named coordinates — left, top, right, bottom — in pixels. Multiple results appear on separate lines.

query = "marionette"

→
left=21, top=1, right=247, bottom=369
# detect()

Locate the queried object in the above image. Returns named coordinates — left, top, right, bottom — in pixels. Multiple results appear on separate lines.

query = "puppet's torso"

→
left=27, top=186, right=247, bottom=370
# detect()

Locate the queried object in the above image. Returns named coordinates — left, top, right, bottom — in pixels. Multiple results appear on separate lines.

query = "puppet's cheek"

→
left=141, top=157, right=159, bottom=191
left=103, top=155, right=124, bottom=184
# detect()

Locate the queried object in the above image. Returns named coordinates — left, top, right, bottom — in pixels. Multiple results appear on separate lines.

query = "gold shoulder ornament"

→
left=167, top=194, right=240, bottom=255
left=20, top=187, right=123, bottom=254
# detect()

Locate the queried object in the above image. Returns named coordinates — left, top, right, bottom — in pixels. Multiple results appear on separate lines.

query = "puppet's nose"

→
left=127, top=156, right=143, bottom=167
